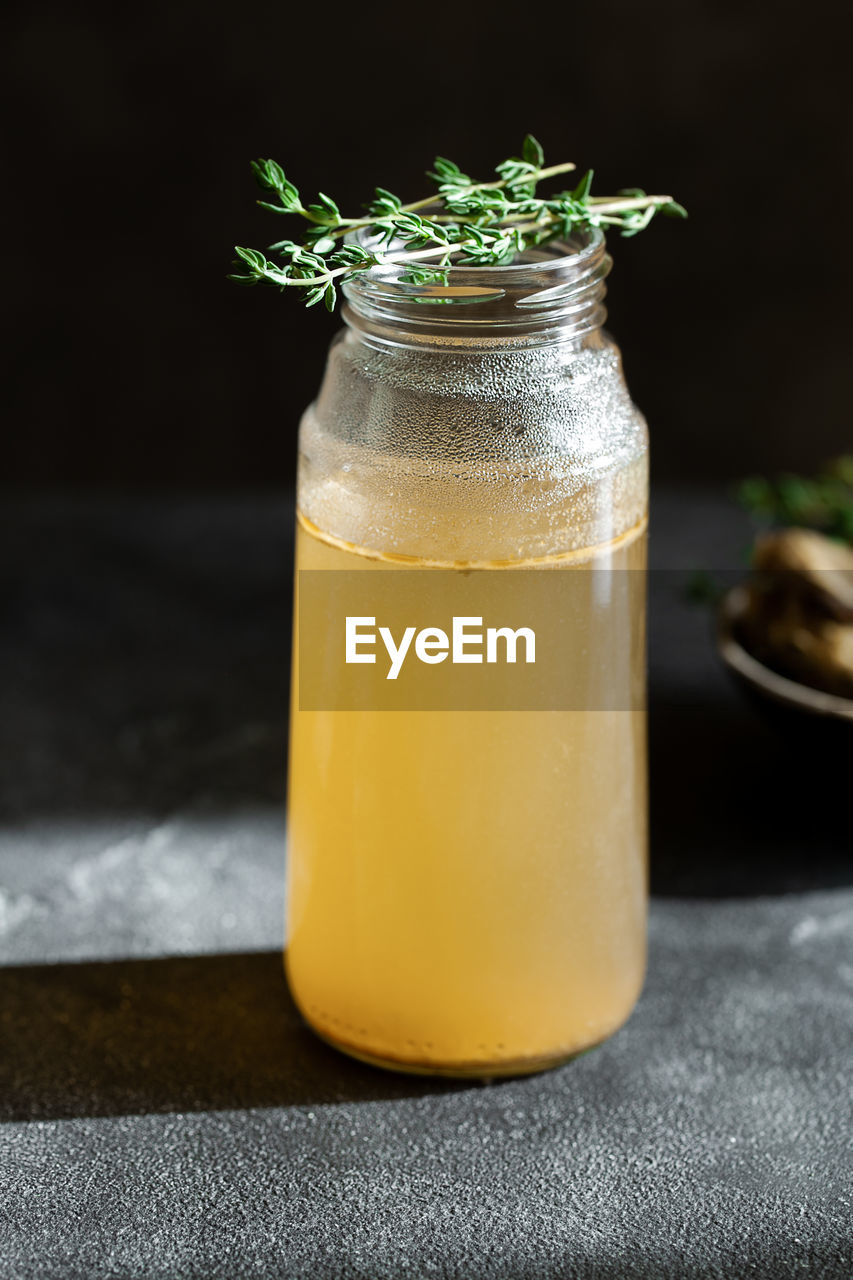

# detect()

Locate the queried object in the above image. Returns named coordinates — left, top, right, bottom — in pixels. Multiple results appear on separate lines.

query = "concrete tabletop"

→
left=0, top=492, right=851, bottom=1279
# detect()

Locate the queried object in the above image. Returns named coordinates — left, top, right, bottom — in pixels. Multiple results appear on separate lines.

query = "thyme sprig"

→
left=229, top=135, right=686, bottom=310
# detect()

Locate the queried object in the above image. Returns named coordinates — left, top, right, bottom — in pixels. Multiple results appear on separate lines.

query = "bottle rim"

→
left=341, top=226, right=611, bottom=344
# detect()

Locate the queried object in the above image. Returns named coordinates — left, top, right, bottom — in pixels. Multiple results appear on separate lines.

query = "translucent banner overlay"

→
left=297, top=568, right=647, bottom=711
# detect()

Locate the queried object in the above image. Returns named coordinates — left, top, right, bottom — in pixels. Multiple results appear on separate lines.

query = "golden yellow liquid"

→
left=285, top=512, right=648, bottom=1076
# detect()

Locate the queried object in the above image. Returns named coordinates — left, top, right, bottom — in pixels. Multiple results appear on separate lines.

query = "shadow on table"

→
left=0, top=951, right=470, bottom=1123
left=650, top=690, right=853, bottom=898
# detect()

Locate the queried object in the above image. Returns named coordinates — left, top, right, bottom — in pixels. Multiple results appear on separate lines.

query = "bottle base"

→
left=305, top=1019, right=604, bottom=1080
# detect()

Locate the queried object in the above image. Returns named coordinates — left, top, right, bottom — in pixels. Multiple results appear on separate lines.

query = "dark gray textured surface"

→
left=1, top=493, right=851, bottom=1279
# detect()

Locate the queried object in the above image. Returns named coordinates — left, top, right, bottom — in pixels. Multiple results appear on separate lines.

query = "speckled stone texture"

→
left=1, top=493, right=851, bottom=1279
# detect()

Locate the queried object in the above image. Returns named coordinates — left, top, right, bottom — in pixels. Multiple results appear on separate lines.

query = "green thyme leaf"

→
left=522, top=134, right=544, bottom=167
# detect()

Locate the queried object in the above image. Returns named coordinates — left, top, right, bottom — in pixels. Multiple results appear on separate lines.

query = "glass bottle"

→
left=285, top=228, right=648, bottom=1077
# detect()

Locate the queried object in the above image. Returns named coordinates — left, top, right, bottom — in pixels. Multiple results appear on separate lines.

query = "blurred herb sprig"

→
left=737, top=457, right=853, bottom=545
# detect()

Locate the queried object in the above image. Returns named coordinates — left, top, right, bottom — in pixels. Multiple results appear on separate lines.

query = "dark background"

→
left=3, top=0, right=851, bottom=492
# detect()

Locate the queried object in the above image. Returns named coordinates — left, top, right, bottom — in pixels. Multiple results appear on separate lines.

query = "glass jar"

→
left=285, top=228, right=648, bottom=1077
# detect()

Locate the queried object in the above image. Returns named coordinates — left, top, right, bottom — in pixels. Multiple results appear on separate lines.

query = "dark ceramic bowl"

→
left=717, top=585, right=853, bottom=739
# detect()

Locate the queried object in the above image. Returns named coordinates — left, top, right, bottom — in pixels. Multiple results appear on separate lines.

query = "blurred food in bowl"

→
left=716, top=457, right=853, bottom=732
left=738, top=527, right=853, bottom=699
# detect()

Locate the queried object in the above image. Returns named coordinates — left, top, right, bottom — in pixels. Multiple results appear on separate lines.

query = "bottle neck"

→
left=341, top=228, right=611, bottom=351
